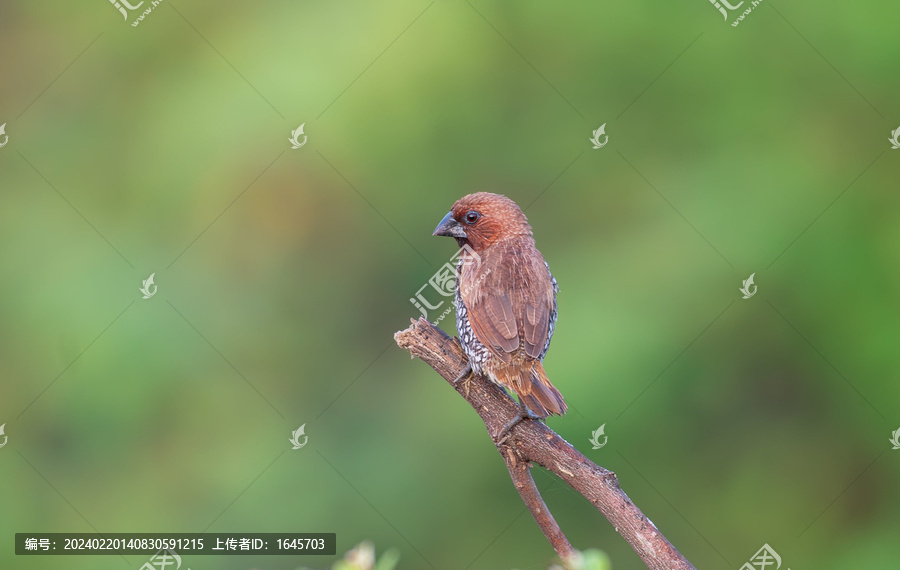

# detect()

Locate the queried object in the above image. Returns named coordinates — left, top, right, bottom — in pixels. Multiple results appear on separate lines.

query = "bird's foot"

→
left=452, top=363, right=472, bottom=385
left=494, top=408, right=542, bottom=445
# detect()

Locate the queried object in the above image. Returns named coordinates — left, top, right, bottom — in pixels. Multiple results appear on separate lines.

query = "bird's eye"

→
left=465, top=211, right=480, bottom=224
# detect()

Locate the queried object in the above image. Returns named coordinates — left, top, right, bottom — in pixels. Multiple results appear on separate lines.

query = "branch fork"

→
left=395, top=317, right=695, bottom=570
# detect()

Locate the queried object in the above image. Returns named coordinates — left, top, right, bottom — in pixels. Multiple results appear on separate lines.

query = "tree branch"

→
left=506, top=454, right=575, bottom=560
left=395, top=317, right=696, bottom=570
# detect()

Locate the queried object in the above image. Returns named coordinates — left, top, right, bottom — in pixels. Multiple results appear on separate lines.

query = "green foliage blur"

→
left=301, top=541, right=400, bottom=570
left=1, top=1, right=899, bottom=569
left=549, top=549, right=611, bottom=570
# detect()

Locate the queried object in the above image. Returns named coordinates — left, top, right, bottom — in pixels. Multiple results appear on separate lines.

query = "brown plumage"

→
left=433, top=192, right=567, bottom=419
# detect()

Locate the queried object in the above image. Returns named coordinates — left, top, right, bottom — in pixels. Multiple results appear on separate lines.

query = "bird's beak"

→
left=433, top=212, right=467, bottom=238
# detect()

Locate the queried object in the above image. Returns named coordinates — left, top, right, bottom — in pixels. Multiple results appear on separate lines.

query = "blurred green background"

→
left=1, top=1, right=899, bottom=569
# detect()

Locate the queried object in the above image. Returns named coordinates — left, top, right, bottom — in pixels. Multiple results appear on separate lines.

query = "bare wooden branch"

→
left=506, top=453, right=575, bottom=560
left=395, top=317, right=696, bottom=570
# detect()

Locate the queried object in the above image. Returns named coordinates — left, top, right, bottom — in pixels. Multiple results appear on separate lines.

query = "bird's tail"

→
left=515, top=361, right=567, bottom=418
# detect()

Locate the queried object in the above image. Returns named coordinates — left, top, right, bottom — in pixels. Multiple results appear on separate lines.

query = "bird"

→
left=433, top=192, right=566, bottom=441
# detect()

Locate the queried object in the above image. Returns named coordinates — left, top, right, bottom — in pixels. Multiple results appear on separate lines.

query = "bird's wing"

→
left=468, top=289, right=520, bottom=360
left=519, top=251, right=555, bottom=359
left=463, top=240, right=555, bottom=362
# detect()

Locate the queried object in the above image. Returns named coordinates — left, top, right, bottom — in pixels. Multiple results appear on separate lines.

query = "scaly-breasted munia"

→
left=433, top=192, right=566, bottom=438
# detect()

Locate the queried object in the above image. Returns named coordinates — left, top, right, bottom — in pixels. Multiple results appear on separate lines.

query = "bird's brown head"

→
left=432, top=192, right=532, bottom=251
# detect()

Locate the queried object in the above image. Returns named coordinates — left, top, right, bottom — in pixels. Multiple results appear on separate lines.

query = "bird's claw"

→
left=494, top=408, right=542, bottom=445
left=452, top=363, right=472, bottom=385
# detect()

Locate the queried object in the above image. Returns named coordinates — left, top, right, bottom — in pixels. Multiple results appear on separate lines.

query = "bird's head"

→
left=432, top=192, right=532, bottom=251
